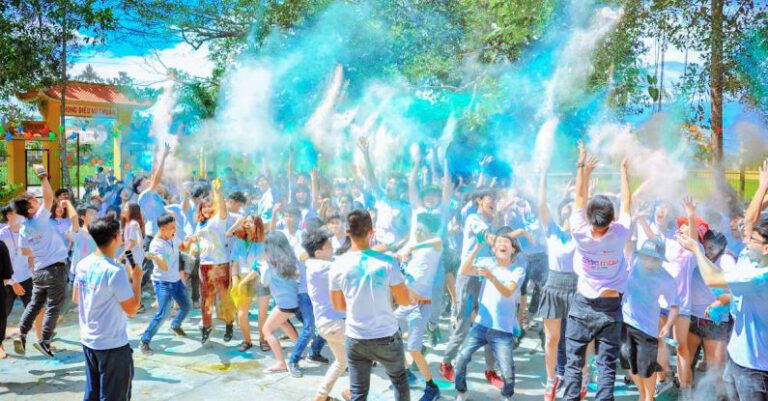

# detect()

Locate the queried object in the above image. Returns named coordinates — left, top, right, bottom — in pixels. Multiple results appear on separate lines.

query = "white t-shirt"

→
left=20, top=206, right=68, bottom=270
left=570, top=207, right=632, bottom=298
left=137, top=189, right=166, bottom=237
left=74, top=254, right=134, bottom=350
left=661, top=238, right=696, bottom=316
left=195, top=215, right=229, bottom=264
left=149, top=236, right=182, bottom=283
left=726, top=259, right=768, bottom=371
left=123, top=220, right=145, bottom=267
left=0, top=227, right=31, bottom=283
left=329, top=249, right=404, bottom=340
left=474, top=257, right=526, bottom=334
left=306, top=258, right=345, bottom=327
left=546, top=222, right=576, bottom=274
left=403, top=246, right=441, bottom=299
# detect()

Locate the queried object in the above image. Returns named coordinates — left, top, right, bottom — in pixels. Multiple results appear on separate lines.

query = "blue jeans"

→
left=346, top=332, right=410, bottom=401
left=724, top=357, right=768, bottom=401
left=563, top=295, right=622, bottom=401
left=83, top=344, right=133, bottom=401
left=289, top=292, right=326, bottom=364
left=455, top=324, right=516, bottom=397
left=141, top=280, right=191, bottom=343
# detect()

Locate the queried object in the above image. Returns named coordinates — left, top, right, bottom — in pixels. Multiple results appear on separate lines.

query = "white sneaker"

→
left=654, top=379, right=674, bottom=397
left=455, top=391, right=469, bottom=401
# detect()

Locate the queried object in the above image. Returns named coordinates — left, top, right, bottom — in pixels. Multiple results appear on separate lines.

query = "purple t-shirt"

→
left=662, top=239, right=695, bottom=316
left=622, top=255, right=679, bottom=337
left=546, top=222, right=576, bottom=274
left=570, top=207, right=632, bottom=298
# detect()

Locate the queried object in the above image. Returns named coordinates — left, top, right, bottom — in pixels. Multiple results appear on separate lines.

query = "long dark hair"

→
left=265, top=231, right=298, bottom=279
left=121, top=202, right=145, bottom=238
left=52, top=200, right=68, bottom=219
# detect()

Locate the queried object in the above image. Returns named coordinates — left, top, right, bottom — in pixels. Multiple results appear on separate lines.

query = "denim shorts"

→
left=689, top=316, right=729, bottom=343
left=394, top=303, right=431, bottom=352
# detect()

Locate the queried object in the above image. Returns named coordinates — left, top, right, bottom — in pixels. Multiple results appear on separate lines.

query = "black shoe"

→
left=171, top=326, right=187, bottom=338
left=223, top=324, right=234, bottom=342
left=201, top=326, right=213, bottom=344
left=13, top=336, right=26, bottom=355
left=307, top=354, right=330, bottom=364
left=33, top=341, right=54, bottom=358
left=137, top=304, right=146, bottom=314
left=139, top=341, right=154, bottom=355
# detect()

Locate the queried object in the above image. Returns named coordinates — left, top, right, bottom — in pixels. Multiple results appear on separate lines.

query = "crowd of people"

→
left=0, top=138, right=766, bottom=401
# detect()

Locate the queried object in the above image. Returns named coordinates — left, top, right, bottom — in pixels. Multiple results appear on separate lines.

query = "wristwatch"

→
left=576, top=163, right=585, bottom=168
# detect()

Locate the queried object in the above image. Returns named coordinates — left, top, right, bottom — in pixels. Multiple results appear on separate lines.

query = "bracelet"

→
left=576, top=163, right=585, bottom=168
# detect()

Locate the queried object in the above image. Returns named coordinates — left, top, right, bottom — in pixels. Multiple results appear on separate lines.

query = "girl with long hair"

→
left=118, top=202, right=145, bottom=271
left=191, top=179, right=236, bottom=344
left=227, top=214, right=267, bottom=352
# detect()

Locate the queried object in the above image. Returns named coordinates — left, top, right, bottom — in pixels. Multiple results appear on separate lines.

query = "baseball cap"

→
left=638, top=238, right=666, bottom=261
left=676, top=216, right=709, bottom=241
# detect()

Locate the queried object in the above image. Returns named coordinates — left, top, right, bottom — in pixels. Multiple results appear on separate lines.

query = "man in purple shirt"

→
left=562, top=141, right=632, bottom=401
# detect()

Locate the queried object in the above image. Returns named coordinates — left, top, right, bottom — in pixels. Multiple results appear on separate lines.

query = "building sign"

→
left=64, top=105, right=118, bottom=118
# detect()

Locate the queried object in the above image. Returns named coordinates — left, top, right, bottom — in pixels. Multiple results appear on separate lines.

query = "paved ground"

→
left=0, top=294, right=649, bottom=401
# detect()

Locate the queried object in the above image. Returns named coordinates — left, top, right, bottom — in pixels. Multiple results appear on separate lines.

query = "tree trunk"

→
left=59, top=3, right=71, bottom=194
left=710, top=0, right=724, bottom=165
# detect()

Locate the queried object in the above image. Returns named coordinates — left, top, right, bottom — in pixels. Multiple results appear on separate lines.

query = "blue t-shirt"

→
left=474, top=257, right=526, bottom=335
left=74, top=254, right=134, bottom=350
left=725, top=256, right=768, bottom=371
left=137, top=189, right=166, bottom=237
left=230, top=238, right=264, bottom=275
left=329, top=250, right=404, bottom=340
left=262, top=263, right=298, bottom=310
left=622, top=256, right=679, bottom=337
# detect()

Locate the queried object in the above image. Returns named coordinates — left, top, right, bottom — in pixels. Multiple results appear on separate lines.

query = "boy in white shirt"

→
left=453, top=227, right=526, bottom=401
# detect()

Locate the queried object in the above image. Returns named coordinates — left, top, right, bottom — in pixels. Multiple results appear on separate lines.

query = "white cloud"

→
left=70, top=42, right=214, bottom=86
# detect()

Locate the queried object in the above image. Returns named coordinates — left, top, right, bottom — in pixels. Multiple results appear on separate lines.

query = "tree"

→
left=0, top=0, right=116, bottom=191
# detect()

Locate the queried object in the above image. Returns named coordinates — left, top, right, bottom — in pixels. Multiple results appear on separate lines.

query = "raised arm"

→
left=212, top=178, right=227, bottom=220
left=37, top=167, right=54, bottom=211
left=408, top=151, right=421, bottom=208
left=64, top=200, right=80, bottom=233
left=149, top=143, right=171, bottom=193
left=357, top=137, right=380, bottom=194
left=745, top=159, right=768, bottom=238
left=226, top=215, right=246, bottom=237
left=538, top=169, right=551, bottom=228
left=574, top=140, right=589, bottom=209
left=682, top=196, right=698, bottom=241
left=310, top=168, right=319, bottom=211
left=458, top=245, right=482, bottom=276
left=678, top=234, right=728, bottom=288
left=620, top=158, right=631, bottom=215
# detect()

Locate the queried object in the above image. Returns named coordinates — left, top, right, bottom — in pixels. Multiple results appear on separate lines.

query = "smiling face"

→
left=477, top=195, right=496, bottom=217
left=746, top=230, right=768, bottom=263
left=493, top=235, right=517, bottom=261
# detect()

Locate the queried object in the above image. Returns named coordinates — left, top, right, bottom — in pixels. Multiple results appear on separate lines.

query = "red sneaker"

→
left=544, top=376, right=560, bottom=401
left=440, top=362, right=455, bottom=382
left=580, top=381, right=588, bottom=400
left=485, top=370, right=504, bottom=389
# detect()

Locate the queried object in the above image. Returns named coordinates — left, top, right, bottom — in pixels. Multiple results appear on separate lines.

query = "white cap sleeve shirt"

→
left=20, top=206, right=68, bottom=270
left=329, top=250, right=404, bottom=340
left=569, top=208, right=632, bottom=298
left=74, top=255, right=134, bottom=350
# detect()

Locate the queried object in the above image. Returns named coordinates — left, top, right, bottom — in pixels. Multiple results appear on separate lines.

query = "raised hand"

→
left=676, top=233, right=699, bottom=252
left=584, top=156, right=599, bottom=175
left=577, top=140, right=587, bottom=164
left=163, top=142, right=171, bottom=157
left=356, top=136, right=369, bottom=153
left=620, top=157, right=629, bottom=173
left=759, top=158, right=768, bottom=188
left=681, top=195, right=697, bottom=216
left=212, top=178, right=222, bottom=193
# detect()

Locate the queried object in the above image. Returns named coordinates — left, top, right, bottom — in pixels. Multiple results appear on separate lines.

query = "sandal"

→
left=238, top=341, right=253, bottom=352
left=259, top=340, right=271, bottom=352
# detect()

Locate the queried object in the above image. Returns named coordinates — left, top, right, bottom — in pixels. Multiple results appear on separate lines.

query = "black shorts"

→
left=689, top=316, right=730, bottom=343
left=620, top=323, right=662, bottom=378
left=279, top=307, right=299, bottom=314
